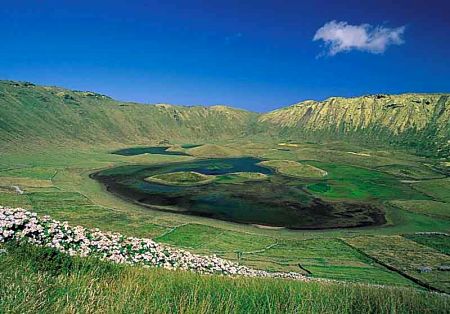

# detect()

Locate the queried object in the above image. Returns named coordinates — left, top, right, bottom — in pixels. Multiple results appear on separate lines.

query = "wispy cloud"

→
left=313, top=20, right=405, bottom=56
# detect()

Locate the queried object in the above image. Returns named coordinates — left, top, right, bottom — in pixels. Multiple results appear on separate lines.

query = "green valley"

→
left=1, top=80, right=449, bottom=312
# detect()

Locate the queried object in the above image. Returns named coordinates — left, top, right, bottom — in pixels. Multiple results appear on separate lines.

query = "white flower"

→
left=0, top=206, right=309, bottom=281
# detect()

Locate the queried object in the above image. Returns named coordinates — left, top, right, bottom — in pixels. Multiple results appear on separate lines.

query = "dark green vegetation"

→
left=93, top=157, right=387, bottom=229
left=2, top=242, right=448, bottom=314
left=1, top=80, right=450, bottom=311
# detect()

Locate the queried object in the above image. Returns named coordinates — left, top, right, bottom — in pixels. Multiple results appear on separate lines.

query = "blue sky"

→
left=0, top=0, right=449, bottom=112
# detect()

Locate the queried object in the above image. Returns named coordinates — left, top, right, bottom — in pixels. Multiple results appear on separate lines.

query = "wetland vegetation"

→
left=93, top=151, right=437, bottom=231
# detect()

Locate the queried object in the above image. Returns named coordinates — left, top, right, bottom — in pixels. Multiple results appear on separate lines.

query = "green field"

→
left=345, top=235, right=450, bottom=293
left=404, top=234, right=450, bottom=256
left=305, top=161, right=431, bottom=201
left=391, top=200, right=450, bottom=220
left=1, top=81, right=450, bottom=311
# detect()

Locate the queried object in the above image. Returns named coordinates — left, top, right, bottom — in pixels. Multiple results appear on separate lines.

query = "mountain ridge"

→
left=0, top=80, right=449, bottom=157
left=259, top=93, right=449, bottom=157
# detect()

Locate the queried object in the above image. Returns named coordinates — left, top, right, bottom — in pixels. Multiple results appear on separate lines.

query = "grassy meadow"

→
left=1, top=242, right=449, bottom=314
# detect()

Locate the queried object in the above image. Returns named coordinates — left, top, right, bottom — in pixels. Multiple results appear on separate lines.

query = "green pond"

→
left=92, top=157, right=430, bottom=229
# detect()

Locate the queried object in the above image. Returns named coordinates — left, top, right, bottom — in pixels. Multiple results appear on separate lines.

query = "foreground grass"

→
left=1, top=243, right=448, bottom=314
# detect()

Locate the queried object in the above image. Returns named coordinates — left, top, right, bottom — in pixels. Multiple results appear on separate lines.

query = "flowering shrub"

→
left=0, top=206, right=307, bottom=280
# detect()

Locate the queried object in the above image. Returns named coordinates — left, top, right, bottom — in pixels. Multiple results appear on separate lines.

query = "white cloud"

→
left=313, top=20, right=405, bottom=56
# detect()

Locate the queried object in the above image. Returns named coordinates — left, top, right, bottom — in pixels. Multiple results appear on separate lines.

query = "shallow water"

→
left=93, top=157, right=386, bottom=229
left=181, top=144, right=202, bottom=149
left=111, top=146, right=189, bottom=156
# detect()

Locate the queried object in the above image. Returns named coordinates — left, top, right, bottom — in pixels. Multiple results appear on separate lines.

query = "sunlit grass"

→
left=1, top=242, right=448, bottom=314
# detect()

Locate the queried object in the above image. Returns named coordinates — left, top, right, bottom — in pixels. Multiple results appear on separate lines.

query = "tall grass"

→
left=0, top=243, right=448, bottom=313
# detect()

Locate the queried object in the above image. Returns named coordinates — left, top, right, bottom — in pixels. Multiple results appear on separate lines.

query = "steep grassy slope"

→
left=0, top=81, right=258, bottom=148
left=259, top=94, right=450, bottom=157
left=1, top=242, right=448, bottom=313
left=1, top=80, right=449, bottom=156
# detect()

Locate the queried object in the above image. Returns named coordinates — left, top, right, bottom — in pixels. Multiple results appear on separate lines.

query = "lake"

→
left=93, top=157, right=386, bottom=229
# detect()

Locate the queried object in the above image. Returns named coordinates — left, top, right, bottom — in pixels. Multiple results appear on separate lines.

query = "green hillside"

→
left=1, top=242, right=448, bottom=313
left=0, top=80, right=258, bottom=149
left=259, top=94, right=450, bottom=157
left=1, top=80, right=449, bottom=156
